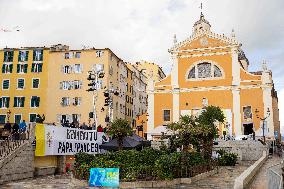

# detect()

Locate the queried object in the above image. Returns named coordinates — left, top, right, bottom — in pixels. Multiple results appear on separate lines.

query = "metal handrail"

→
left=0, top=124, right=33, bottom=160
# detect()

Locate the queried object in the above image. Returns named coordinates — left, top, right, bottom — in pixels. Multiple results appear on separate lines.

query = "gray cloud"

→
left=0, top=0, right=283, bottom=126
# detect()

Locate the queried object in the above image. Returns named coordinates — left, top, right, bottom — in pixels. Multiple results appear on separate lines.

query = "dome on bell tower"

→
left=193, top=13, right=211, bottom=35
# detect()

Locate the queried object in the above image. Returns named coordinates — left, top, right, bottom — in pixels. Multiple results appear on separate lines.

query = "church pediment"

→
left=169, top=32, right=240, bottom=53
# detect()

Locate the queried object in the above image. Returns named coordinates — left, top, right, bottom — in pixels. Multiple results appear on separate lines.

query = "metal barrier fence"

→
left=268, top=162, right=283, bottom=189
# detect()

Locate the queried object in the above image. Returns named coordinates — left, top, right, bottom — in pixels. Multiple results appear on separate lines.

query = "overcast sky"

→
left=0, top=0, right=283, bottom=132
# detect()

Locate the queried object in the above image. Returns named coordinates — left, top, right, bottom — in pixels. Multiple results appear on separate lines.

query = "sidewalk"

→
left=249, top=155, right=282, bottom=189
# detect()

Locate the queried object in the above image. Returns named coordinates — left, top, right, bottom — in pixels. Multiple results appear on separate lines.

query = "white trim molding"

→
left=147, top=80, right=155, bottom=140
left=262, top=86, right=274, bottom=137
left=232, top=89, right=241, bottom=136
left=172, top=88, right=180, bottom=122
left=231, top=47, right=240, bottom=86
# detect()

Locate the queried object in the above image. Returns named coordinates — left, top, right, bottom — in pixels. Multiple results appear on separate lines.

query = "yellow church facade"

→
left=146, top=14, right=280, bottom=141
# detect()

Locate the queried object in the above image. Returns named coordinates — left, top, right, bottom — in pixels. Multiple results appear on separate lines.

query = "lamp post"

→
left=255, top=107, right=271, bottom=143
left=7, top=109, right=11, bottom=122
left=87, top=69, right=104, bottom=128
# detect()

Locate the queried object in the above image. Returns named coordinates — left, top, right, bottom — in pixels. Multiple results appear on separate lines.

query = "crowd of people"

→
left=2, top=120, right=27, bottom=140
left=59, top=120, right=106, bottom=132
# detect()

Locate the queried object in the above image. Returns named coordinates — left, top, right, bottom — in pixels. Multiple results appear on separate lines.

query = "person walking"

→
left=12, top=122, right=20, bottom=140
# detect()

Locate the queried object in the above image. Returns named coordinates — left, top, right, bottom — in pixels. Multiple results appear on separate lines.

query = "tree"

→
left=165, top=106, right=225, bottom=160
left=106, top=119, right=133, bottom=150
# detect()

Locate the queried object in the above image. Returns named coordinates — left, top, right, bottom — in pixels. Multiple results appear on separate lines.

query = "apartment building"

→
left=46, top=44, right=130, bottom=127
left=0, top=47, right=49, bottom=124
left=126, top=63, right=148, bottom=127
left=133, top=60, right=166, bottom=85
left=0, top=44, right=149, bottom=128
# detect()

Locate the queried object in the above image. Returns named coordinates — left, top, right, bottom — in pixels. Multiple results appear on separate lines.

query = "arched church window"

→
left=188, top=67, right=195, bottom=78
left=197, top=62, right=211, bottom=78
left=214, top=65, right=222, bottom=77
left=187, top=62, right=223, bottom=80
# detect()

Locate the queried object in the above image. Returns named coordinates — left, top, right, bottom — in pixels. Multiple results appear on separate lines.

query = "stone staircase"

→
left=0, top=124, right=35, bottom=184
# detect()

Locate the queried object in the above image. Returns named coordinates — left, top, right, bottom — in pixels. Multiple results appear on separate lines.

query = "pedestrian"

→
left=4, top=121, right=11, bottom=132
left=3, top=121, right=12, bottom=139
left=12, top=122, right=20, bottom=140
left=70, top=121, right=75, bottom=128
left=80, top=122, right=88, bottom=130
left=19, top=120, right=27, bottom=139
left=97, top=125, right=103, bottom=132
left=92, top=122, right=96, bottom=130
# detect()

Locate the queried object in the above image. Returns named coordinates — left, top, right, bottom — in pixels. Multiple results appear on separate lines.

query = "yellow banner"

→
left=35, top=124, right=45, bottom=156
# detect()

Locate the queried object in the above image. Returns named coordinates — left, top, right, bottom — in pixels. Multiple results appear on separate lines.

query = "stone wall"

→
left=234, top=151, right=267, bottom=189
left=0, top=141, right=34, bottom=184
left=213, top=140, right=268, bottom=161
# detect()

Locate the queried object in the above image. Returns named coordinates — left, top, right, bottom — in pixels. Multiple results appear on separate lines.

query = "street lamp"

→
left=7, top=109, right=11, bottom=122
left=255, top=107, right=271, bottom=143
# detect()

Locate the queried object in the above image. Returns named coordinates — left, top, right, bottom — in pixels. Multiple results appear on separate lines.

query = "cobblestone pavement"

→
left=1, top=175, right=81, bottom=189
left=178, top=161, right=253, bottom=189
left=2, top=162, right=253, bottom=189
left=249, top=155, right=282, bottom=189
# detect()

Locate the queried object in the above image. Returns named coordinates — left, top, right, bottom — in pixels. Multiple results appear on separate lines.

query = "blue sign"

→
left=89, top=168, right=119, bottom=187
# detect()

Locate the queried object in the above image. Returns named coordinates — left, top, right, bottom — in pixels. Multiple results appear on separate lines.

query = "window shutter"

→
left=40, top=50, right=43, bottom=61
left=80, top=64, right=83, bottom=73
left=6, top=97, right=10, bottom=108
left=2, top=65, right=5, bottom=73
left=37, top=97, right=40, bottom=107
left=14, top=97, right=17, bottom=107
left=4, top=51, right=7, bottom=62
left=22, top=97, right=25, bottom=107
left=31, top=63, right=35, bottom=72
left=0, top=98, right=2, bottom=108
left=33, top=50, right=36, bottom=61
left=18, top=51, right=21, bottom=61
left=9, top=64, right=13, bottom=73
left=24, top=64, right=28, bottom=73
left=17, top=64, right=20, bottom=73
left=61, top=65, right=64, bottom=73
left=38, top=64, right=43, bottom=72
left=25, top=51, right=29, bottom=61
left=79, top=80, right=83, bottom=89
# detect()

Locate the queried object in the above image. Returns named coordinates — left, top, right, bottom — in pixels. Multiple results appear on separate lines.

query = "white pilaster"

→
left=231, top=48, right=240, bottom=86
left=171, top=54, right=179, bottom=88
left=262, top=87, right=274, bottom=137
left=171, top=54, right=180, bottom=122
left=172, top=89, right=180, bottom=122
left=147, top=80, right=155, bottom=140
left=232, top=89, right=241, bottom=136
